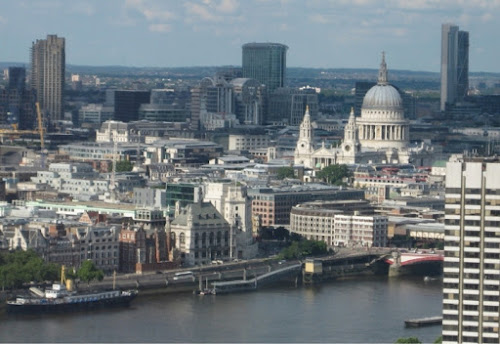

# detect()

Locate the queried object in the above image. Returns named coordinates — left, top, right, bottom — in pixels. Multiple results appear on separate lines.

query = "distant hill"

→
left=1, top=61, right=498, bottom=84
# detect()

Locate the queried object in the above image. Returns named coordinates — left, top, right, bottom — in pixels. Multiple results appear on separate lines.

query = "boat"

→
left=195, top=277, right=216, bottom=295
left=6, top=266, right=138, bottom=314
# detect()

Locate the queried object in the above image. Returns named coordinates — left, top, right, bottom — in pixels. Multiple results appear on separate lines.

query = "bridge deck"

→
left=213, top=264, right=302, bottom=294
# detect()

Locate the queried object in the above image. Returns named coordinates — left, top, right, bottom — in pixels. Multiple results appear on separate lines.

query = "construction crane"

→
left=0, top=103, right=45, bottom=156
left=35, top=102, right=46, bottom=168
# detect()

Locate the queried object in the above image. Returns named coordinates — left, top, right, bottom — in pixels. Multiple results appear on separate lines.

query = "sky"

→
left=1, top=0, right=500, bottom=72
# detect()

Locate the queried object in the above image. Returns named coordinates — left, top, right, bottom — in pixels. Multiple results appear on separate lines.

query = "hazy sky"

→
left=1, top=0, right=500, bottom=72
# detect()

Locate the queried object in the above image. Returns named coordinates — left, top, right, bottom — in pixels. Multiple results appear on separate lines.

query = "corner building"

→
left=442, top=160, right=500, bottom=344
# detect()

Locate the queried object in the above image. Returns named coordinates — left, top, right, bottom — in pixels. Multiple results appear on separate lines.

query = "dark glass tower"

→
left=440, top=24, right=469, bottom=111
left=242, top=43, right=288, bottom=93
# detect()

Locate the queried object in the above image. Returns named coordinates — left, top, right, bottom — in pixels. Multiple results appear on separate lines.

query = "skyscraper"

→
left=442, top=159, right=500, bottom=344
left=8, top=67, right=26, bottom=91
left=242, top=43, right=288, bottom=93
left=440, top=24, right=469, bottom=112
left=31, top=34, right=65, bottom=122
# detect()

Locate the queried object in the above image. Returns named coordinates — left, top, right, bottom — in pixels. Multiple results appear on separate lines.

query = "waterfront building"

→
left=170, top=201, right=231, bottom=266
left=204, top=181, right=258, bottom=259
left=440, top=23, right=469, bottom=111
left=31, top=34, right=65, bottom=122
left=442, top=159, right=500, bottom=344
left=290, top=200, right=386, bottom=247
left=248, top=184, right=365, bottom=227
left=294, top=53, right=438, bottom=168
left=119, top=225, right=147, bottom=273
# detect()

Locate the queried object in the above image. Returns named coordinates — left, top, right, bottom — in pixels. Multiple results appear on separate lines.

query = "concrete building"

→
left=441, top=23, right=469, bottom=111
left=242, top=43, right=288, bottom=93
left=79, top=104, right=114, bottom=125
left=290, top=200, right=386, bottom=247
left=170, top=201, right=231, bottom=266
left=248, top=184, right=365, bottom=227
left=31, top=34, right=65, bottom=121
left=204, top=181, right=258, bottom=259
left=442, top=159, right=500, bottom=344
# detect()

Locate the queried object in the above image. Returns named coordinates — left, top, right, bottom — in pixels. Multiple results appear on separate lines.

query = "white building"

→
left=79, top=104, right=114, bottom=124
left=170, top=201, right=231, bottom=266
left=442, top=159, right=500, bottom=344
left=204, top=182, right=258, bottom=259
left=294, top=53, right=438, bottom=168
left=290, top=202, right=387, bottom=247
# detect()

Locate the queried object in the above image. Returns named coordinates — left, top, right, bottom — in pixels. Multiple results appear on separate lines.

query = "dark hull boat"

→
left=7, top=288, right=138, bottom=314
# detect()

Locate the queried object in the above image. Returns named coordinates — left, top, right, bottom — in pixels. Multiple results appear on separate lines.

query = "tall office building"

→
left=31, top=34, right=65, bottom=122
left=8, top=67, right=26, bottom=91
left=442, top=159, right=500, bottom=344
left=440, top=24, right=469, bottom=112
left=242, top=43, right=288, bottom=93
left=114, top=90, right=151, bottom=122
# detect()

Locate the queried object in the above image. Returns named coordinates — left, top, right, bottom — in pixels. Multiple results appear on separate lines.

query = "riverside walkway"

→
left=213, top=263, right=302, bottom=294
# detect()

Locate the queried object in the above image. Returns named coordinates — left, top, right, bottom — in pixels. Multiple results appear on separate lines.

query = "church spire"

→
left=378, top=51, right=388, bottom=85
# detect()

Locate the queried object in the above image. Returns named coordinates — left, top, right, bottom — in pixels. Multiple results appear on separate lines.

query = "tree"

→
left=0, top=250, right=60, bottom=290
left=276, top=167, right=295, bottom=180
left=77, top=260, right=104, bottom=286
left=316, top=164, right=350, bottom=185
left=433, top=336, right=442, bottom=344
left=109, top=160, right=133, bottom=172
left=395, top=337, right=421, bottom=344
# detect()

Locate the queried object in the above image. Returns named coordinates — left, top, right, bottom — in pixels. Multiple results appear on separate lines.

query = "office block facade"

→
left=114, top=90, right=151, bottom=122
left=242, top=43, right=288, bottom=93
left=442, top=160, right=500, bottom=344
left=31, top=34, right=65, bottom=121
left=441, top=24, right=469, bottom=112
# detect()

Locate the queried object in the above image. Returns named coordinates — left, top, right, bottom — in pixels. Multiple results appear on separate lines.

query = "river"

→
left=0, top=275, right=443, bottom=343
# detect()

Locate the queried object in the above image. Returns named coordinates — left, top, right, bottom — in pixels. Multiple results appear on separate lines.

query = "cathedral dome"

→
left=362, top=84, right=403, bottom=110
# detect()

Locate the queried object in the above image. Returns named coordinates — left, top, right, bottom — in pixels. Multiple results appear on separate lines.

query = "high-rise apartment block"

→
left=242, top=43, right=288, bottom=93
left=442, top=159, right=500, bottom=344
left=440, top=24, right=469, bottom=111
left=31, top=34, right=65, bottom=121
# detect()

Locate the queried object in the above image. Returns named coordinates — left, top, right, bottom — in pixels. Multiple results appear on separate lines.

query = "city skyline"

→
left=1, top=0, right=500, bottom=72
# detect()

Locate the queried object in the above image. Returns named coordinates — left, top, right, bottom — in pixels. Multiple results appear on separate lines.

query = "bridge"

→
left=212, top=263, right=302, bottom=294
left=385, top=251, right=444, bottom=277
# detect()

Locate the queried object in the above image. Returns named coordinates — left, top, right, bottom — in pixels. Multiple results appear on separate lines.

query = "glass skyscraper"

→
left=440, top=24, right=469, bottom=112
left=242, top=43, right=288, bottom=93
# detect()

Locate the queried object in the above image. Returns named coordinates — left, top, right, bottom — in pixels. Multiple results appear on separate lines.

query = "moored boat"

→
left=6, top=266, right=138, bottom=314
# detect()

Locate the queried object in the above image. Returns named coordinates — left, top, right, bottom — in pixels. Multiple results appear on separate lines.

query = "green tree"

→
left=395, top=337, right=421, bottom=344
left=433, top=336, right=442, bottom=344
left=316, top=164, right=350, bottom=185
left=77, top=260, right=104, bottom=286
left=276, top=167, right=295, bottom=180
left=109, top=160, right=134, bottom=172
left=0, top=250, right=61, bottom=290
left=279, top=239, right=327, bottom=260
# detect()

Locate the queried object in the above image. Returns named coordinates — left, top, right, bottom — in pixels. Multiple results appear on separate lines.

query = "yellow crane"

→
left=0, top=103, right=45, bottom=148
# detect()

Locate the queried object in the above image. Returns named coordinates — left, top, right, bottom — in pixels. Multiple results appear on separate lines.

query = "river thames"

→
left=1, top=275, right=442, bottom=343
